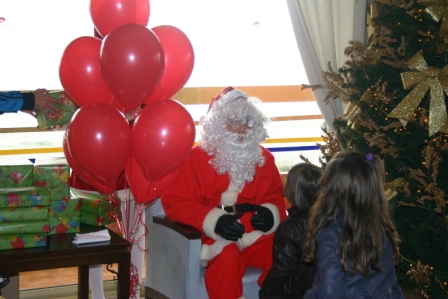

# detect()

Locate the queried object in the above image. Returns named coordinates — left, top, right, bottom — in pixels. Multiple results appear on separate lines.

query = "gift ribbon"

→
left=419, top=0, right=448, bottom=36
left=345, top=90, right=374, bottom=126
left=387, top=53, right=448, bottom=136
left=366, top=9, right=375, bottom=47
left=370, top=2, right=380, bottom=21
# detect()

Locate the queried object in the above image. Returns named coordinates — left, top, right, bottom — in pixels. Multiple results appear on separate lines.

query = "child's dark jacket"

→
left=259, top=206, right=316, bottom=299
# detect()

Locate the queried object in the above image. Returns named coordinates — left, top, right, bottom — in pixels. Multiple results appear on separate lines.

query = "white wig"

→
left=200, top=88, right=270, bottom=189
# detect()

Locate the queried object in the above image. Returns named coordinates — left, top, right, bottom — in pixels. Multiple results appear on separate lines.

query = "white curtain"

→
left=286, top=0, right=367, bottom=132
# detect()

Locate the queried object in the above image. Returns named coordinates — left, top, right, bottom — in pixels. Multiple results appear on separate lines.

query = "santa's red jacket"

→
left=161, top=145, right=287, bottom=264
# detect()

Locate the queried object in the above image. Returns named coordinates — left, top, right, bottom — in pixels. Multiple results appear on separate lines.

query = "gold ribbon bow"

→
left=370, top=3, right=380, bottom=22
left=387, top=53, right=448, bottom=136
left=419, top=0, right=448, bottom=36
left=344, top=90, right=373, bottom=126
left=366, top=7, right=375, bottom=42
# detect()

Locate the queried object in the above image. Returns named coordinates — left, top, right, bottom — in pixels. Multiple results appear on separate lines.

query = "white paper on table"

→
left=72, top=229, right=111, bottom=245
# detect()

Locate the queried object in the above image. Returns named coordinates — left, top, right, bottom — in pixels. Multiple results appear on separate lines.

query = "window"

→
left=0, top=0, right=324, bottom=168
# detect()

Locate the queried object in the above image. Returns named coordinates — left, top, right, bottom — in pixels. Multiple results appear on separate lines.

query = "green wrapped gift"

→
left=80, top=210, right=119, bottom=226
left=0, top=187, right=51, bottom=208
left=36, top=91, right=79, bottom=128
left=49, top=186, right=71, bottom=201
left=34, top=157, right=70, bottom=188
left=48, top=195, right=80, bottom=235
left=0, top=158, right=34, bottom=188
left=48, top=215, right=80, bottom=235
left=0, top=233, right=47, bottom=250
left=0, top=206, right=48, bottom=222
left=71, top=188, right=120, bottom=214
left=0, top=220, right=50, bottom=235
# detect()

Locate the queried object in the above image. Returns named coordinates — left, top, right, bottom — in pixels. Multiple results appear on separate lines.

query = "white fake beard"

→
left=209, top=130, right=265, bottom=190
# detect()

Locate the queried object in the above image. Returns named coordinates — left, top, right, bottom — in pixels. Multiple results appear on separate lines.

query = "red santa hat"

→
left=207, top=86, right=248, bottom=113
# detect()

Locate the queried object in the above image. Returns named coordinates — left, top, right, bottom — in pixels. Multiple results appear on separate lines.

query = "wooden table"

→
left=0, top=224, right=131, bottom=299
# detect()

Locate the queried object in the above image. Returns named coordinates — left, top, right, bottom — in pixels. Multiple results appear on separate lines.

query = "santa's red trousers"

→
left=204, top=234, right=274, bottom=299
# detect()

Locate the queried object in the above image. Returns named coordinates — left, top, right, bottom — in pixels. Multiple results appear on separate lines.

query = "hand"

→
left=251, top=205, right=274, bottom=232
left=214, top=213, right=245, bottom=241
left=32, top=89, right=64, bottom=120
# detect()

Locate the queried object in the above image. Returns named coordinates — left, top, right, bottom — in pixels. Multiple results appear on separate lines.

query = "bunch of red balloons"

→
left=60, top=0, right=196, bottom=204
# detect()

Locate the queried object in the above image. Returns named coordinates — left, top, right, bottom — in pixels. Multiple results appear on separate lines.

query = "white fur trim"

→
left=261, top=203, right=281, bottom=235
left=202, top=208, right=227, bottom=240
left=199, top=235, right=246, bottom=267
left=240, top=230, right=263, bottom=248
left=200, top=238, right=234, bottom=266
left=221, top=181, right=240, bottom=205
left=200, top=245, right=210, bottom=268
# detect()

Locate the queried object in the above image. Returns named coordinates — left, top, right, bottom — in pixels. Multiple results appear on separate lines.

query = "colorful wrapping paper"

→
left=0, top=187, right=52, bottom=208
left=71, top=188, right=121, bottom=227
left=0, top=220, right=50, bottom=235
left=36, top=91, right=79, bottom=128
left=80, top=211, right=119, bottom=226
left=72, top=188, right=121, bottom=214
left=0, top=206, right=48, bottom=222
left=48, top=195, right=80, bottom=235
left=0, top=233, right=47, bottom=250
left=34, top=157, right=70, bottom=188
left=0, top=158, right=34, bottom=188
left=49, top=186, right=71, bottom=201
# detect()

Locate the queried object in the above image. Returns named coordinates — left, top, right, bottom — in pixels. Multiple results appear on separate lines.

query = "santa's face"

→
left=200, top=93, right=268, bottom=188
left=226, top=119, right=250, bottom=141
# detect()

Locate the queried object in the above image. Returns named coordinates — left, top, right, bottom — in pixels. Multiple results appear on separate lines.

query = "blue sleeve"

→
left=0, top=91, right=24, bottom=113
left=304, top=225, right=347, bottom=299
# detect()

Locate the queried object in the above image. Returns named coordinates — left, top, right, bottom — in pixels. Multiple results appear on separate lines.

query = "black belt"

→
left=217, top=203, right=256, bottom=213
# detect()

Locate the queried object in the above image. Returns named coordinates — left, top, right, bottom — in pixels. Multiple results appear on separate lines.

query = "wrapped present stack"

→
left=71, top=188, right=121, bottom=227
left=34, top=157, right=80, bottom=235
left=0, top=156, right=82, bottom=250
left=0, top=158, right=50, bottom=250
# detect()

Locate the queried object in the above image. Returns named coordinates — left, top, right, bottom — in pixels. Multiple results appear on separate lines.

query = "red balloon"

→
left=90, top=0, right=150, bottom=38
left=144, top=25, right=195, bottom=105
left=125, top=154, right=181, bottom=204
left=100, top=23, right=164, bottom=111
left=63, top=133, right=115, bottom=194
left=132, top=100, right=195, bottom=181
left=66, top=103, right=132, bottom=190
left=59, top=36, right=114, bottom=107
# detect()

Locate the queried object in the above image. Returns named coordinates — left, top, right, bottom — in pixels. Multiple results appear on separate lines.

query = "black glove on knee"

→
left=251, top=205, right=274, bottom=232
left=214, top=213, right=244, bottom=241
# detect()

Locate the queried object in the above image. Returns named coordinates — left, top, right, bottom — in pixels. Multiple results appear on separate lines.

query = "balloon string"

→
left=122, top=163, right=148, bottom=253
left=129, top=262, right=140, bottom=299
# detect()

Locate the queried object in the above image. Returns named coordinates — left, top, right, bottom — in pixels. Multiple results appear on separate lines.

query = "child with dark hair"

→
left=302, top=150, right=404, bottom=299
left=259, top=163, right=322, bottom=299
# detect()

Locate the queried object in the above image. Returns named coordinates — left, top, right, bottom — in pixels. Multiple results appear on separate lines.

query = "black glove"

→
left=214, top=213, right=245, bottom=241
left=251, top=205, right=274, bottom=232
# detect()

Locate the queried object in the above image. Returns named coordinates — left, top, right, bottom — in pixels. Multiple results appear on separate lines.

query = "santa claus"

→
left=161, top=87, right=287, bottom=299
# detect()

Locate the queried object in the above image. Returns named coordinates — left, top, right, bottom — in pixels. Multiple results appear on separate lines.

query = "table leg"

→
left=118, top=251, right=131, bottom=299
left=78, top=266, right=89, bottom=299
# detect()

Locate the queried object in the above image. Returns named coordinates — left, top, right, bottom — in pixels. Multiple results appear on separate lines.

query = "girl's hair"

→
left=284, top=163, right=322, bottom=212
left=302, top=150, right=400, bottom=276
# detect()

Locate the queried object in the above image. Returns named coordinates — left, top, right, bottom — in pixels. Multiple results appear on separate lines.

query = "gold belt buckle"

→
left=219, top=204, right=237, bottom=214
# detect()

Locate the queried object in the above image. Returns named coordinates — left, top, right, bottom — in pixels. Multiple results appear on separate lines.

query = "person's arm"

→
left=0, top=89, right=63, bottom=119
left=251, top=148, right=287, bottom=234
left=304, top=224, right=347, bottom=299
left=0, top=91, right=25, bottom=113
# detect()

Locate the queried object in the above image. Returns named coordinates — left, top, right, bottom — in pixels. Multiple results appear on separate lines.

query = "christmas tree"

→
left=314, top=1, right=448, bottom=297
